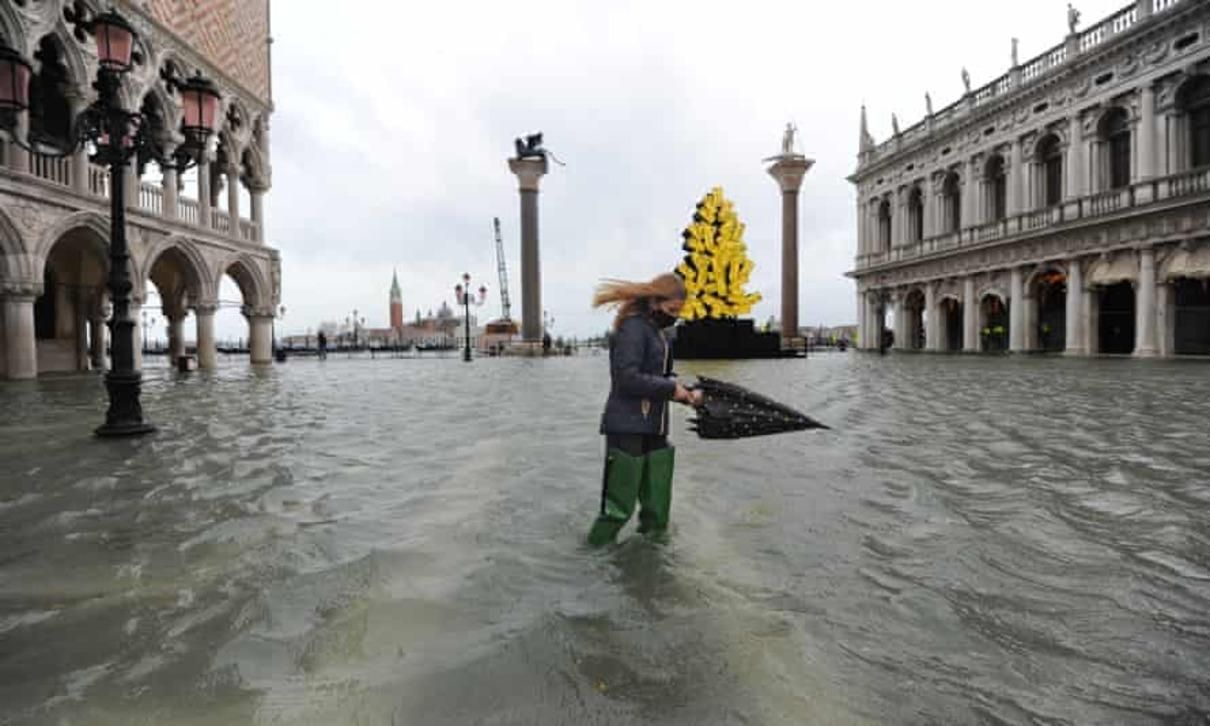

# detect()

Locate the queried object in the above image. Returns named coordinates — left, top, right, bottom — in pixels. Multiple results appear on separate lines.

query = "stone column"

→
left=67, top=92, right=92, bottom=196
left=856, top=290, right=865, bottom=350
left=1066, top=115, right=1085, bottom=202
left=1135, top=246, right=1158, bottom=357
left=1136, top=84, right=1157, bottom=203
left=963, top=157, right=979, bottom=229
left=167, top=314, right=186, bottom=361
left=249, top=185, right=266, bottom=242
left=766, top=155, right=814, bottom=342
left=2, top=291, right=39, bottom=379
left=1065, top=259, right=1085, bottom=355
left=226, top=163, right=241, bottom=229
left=507, top=155, right=549, bottom=344
left=197, top=156, right=212, bottom=229
left=963, top=277, right=978, bottom=352
left=1156, top=282, right=1174, bottom=357
left=892, top=295, right=905, bottom=350
left=1009, top=267, right=1025, bottom=352
left=160, top=142, right=179, bottom=220
left=1008, top=138, right=1023, bottom=216
left=891, top=188, right=905, bottom=249
left=195, top=304, right=218, bottom=369
left=90, top=315, right=107, bottom=371
left=247, top=311, right=274, bottom=365
left=7, top=114, right=29, bottom=174
left=924, top=282, right=938, bottom=351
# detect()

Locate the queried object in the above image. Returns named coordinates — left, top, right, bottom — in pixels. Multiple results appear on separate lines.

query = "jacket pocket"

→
left=641, top=399, right=651, bottom=419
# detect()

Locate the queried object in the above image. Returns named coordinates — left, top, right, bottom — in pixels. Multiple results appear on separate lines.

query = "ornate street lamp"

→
left=454, top=273, right=487, bottom=363
left=0, top=11, right=222, bottom=436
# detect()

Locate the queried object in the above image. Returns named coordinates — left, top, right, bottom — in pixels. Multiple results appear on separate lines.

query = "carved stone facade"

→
left=0, top=0, right=277, bottom=379
left=850, top=0, right=1210, bottom=357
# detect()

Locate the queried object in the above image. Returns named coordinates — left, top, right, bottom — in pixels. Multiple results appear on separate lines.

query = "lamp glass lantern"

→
left=92, top=11, right=137, bottom=72
left=0, top=41, right=32, bottom=111
left=179, top=74, right=222, bottom=150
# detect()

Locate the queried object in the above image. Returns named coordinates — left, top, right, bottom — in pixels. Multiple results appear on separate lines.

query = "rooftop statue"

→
left=925, top=92, right=933, bottom=117
left=1067, top=3, right=1081, bottom=34
left=961, top=67, right=971, bottom=95
left=1012, top=37, right=1020, bottom=67
left=891, top=113, right=900, bottom=136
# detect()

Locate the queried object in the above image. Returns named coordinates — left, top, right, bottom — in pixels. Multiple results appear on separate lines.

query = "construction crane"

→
left=493, top=217, right=512, bottom=322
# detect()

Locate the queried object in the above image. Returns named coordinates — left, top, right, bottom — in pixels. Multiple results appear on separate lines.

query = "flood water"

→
left=1, top=353, right=1208, bottom=725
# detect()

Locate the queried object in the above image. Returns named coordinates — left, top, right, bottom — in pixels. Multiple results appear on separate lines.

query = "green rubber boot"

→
left=637, top=446, right=675, bottom=534
left=587, top=448, right=645, bottom=546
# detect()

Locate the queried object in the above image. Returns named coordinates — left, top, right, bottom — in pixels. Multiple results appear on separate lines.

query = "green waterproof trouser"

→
left=586, top=445, right=675, bottom=546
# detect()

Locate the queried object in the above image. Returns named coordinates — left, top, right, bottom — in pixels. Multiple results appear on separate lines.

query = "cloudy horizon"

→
left=220, top=0, right=1130, bottom=341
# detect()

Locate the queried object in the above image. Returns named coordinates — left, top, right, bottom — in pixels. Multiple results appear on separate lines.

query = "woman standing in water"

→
left=587, top=273, right=703, bottom=546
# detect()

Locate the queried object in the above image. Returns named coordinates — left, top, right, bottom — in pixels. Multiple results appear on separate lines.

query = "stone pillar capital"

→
left=193, top=302, right=219, bottom=316
left=0, top=280, right=43, bottom=300
left=508, top=157, right=549, bottom=191
left=765, top=155, right=814, bottom=193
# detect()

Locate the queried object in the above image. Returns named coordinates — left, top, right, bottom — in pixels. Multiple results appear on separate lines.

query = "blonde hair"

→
left=592, top=272, right=686, bottom=330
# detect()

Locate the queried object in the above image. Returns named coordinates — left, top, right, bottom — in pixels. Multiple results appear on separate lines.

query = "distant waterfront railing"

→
left=858, top=166, right=1210, bottom=270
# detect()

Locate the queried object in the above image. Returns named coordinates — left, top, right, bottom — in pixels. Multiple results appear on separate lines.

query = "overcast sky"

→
left=243, top=0, right=1128, bottom=340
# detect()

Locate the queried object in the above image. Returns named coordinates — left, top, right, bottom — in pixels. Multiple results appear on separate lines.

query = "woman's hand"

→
left=673, top=383, right=705, bottom=407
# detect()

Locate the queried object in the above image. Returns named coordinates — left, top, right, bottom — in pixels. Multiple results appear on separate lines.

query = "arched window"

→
left=1180, top=76, right=1210, bottom=170
left=907, top=186, right=924, bottom=242
left=1099, top=108, right=1131, bottom=190
left=1037, top=134, right=1063, bottom=207
left=985, top=155, right=1007, bottom=221
left=877, top=198, right=892, bottom=252
left=28, top=36, right=73, bottom=152
left=943, top=171, right=961, bottom=233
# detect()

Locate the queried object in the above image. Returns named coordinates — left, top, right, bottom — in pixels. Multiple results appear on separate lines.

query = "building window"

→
left=877, top=199, right=892, bottom=251
left=907, top=186, right=924, bottom=242
left=1100, top=108, right=1131, bottom=190
left=943, top=171, right=961, bottom=232
left=985, top=155, right=1007, bottom=221
left=1037, top=134, right=1063, bottom=207
left=1182, top=75, right=1210, bottom=169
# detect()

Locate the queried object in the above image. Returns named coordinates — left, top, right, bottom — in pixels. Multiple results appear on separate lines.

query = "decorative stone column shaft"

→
left=1135, top=247, right=1158, bottom=357
left=963, top=277, right=978, bottom=352
left=90, top=315, right=107, bottom=371
left=227, top=163, right=241, bottom=228
left=195, top=304, right=218, bottom=369
left=2, top=291, right=39, bottom=379
left=1065, top=259, right=1085, bottom=355
left=197, top=157, right=212, bottom=229
left=1009, top=267, right=1025, bottom=352
left=247, top=312, right=274, bottom=365
left=766, top=154, right=814, bottom=342
left=924, top=283, right=938, bottom=351
left=161, top=142, right=179, bottom=220
left=507, top=155, right=549, bottom=344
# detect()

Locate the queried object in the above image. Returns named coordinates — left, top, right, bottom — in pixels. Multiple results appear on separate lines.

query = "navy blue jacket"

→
left=600, top=314, right=677, bottom=436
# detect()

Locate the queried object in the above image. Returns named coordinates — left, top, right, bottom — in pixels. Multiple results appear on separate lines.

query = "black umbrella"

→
left=687, top=376, right=829, bottom=439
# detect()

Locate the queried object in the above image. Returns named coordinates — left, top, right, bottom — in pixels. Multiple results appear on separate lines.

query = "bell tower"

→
left=390, top=269, right=403, bottom=330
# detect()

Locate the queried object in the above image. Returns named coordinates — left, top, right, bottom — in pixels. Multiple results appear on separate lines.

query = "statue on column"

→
left=513, top=132, right=545, bottom=159
left=1011, top=37, right=1020, bottom=67
left=961, top=68, right=971, bottom=95
left=925, top=92, right=933, bottom=117
left=781, top=122, right=798, bottom=156
left=891, top=113, right=900, bottom=136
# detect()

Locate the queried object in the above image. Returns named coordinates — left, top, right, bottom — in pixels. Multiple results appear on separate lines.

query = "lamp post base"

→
left=95, top=370, right=156, bottom=437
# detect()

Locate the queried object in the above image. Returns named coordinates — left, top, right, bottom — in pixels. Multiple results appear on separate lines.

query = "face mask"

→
left=651, top=308, right=679, bottom=329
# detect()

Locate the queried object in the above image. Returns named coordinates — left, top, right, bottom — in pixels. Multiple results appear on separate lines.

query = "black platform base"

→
left=673, top=319, right=800, bottom=360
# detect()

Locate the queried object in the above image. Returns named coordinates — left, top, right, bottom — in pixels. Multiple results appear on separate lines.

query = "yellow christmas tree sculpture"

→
left=676, top=187, right=762, bottom=321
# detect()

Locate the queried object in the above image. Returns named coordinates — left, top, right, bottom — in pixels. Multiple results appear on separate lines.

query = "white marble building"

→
left=850, top=0, right=1210, bottom=357
left=0, top=0, right=277, bottom=379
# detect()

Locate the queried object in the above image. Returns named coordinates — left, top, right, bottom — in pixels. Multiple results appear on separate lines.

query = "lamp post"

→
left=0, top=11, right=221, bottom=437
left=454, top=273, right=487, bottom=362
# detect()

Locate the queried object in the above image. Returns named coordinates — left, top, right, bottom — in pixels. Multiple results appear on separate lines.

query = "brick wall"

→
left=142, top=0, right=271, bottom=103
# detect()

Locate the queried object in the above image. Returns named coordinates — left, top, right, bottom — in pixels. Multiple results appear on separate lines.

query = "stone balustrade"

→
left=859, top=166, right=1210, bottom=271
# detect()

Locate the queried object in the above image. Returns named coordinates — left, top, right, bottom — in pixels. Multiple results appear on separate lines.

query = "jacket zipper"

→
left=660, top=333, right=670, bottom=436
